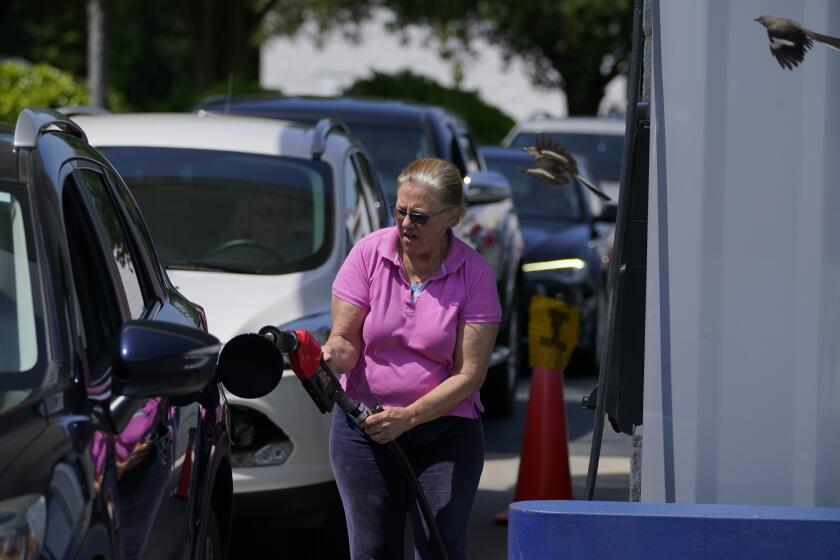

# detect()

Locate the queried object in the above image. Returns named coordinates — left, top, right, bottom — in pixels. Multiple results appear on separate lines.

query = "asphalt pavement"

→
left=227, top=371, right=632, bottom=559
left=466, top=372, right=633, bottom=559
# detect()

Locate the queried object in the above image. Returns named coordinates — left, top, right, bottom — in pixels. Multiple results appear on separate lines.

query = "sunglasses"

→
left=392, top=205, right=451, bottom=226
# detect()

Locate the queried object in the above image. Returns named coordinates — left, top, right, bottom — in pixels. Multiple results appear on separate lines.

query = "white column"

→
left=642, top=0, right=840, bottom=506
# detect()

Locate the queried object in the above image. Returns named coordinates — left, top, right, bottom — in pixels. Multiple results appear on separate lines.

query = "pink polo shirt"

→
left=332, top=226, right=502, bottom=418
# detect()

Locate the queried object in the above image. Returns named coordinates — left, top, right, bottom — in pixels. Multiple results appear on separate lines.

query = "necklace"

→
left=404, top=260, right=437, bottom=284
left=402, top=243, right=447, bottom=285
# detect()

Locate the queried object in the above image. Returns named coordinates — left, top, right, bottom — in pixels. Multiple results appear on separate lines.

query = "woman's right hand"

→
left=322, top=295, right=367, bottom=374
left=321, top=344, right=335, bottom=365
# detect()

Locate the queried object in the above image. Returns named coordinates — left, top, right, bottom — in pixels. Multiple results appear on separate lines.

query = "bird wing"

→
left=767, top=28, right=812, bottom=69
left=524, top=166, right=570, bottom=187
left=534, top=135, right=580, bottom=176
left=522, top=134, right=578, bottom=188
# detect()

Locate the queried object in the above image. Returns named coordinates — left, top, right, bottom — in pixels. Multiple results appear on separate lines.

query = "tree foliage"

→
left=270, top=1, right=634, bottom=115
left=0, top=0, right=277, bottom=112
left=0, top=0, right=631, bottom=115
left=0, top=59, right=127, bottom=123
left=0, top=60, right=88, bottom=123
left=343, top=70, right=513, bottom=144
left=378, top=0, right=634, bottom=115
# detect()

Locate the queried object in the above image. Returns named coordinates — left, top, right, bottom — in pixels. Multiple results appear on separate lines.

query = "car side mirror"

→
left=595, top=204, right=617, bottom=223
left=112, top=320, right=221, bottom=398
left=463, top=170, right=512, bottom=204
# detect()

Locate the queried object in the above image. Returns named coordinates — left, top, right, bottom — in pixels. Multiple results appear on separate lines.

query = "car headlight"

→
left=521, top=258, right=586, bottom=273
left=0, top=494, right=46, bottom=560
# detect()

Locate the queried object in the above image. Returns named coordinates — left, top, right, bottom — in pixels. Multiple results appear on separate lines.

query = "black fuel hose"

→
left=355, top=403, right=448, bottom=560
left=262, top=328, right=449, bottom=559
left=385, top=439, right=449, bottom=560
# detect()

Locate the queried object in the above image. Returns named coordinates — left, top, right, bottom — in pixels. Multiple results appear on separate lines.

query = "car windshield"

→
left=100, top=147, right=333, bottom=275
left=483, top=157, right=583, bottom=222
left=0, top=184, right=39, bottom=374
left=346, top=123, right=431, bottom=199
left=509, top=131, right=624, bottom=183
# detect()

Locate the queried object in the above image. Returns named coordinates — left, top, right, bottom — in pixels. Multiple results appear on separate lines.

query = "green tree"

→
left=265, top=1, right=633, bottom=115
left=0, top=1, right=631, bottom=115
left=0, top=60, right=88, bottom=123
left=378, top=0, right=634, bottom=115
left=343, top=70, right=514, bottom=144
left=0, top=0, right=275, bottom=111
left=0, top=59, right=128, bottom=123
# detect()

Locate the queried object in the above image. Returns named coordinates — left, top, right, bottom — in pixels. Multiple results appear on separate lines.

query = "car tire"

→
left=202, top=509, right=223, bottom=560
left=482, top=288, right=521, bottom=418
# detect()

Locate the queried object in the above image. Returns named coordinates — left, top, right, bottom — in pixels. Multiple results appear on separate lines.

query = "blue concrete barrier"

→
left=509, top=500, right=840, bottom=559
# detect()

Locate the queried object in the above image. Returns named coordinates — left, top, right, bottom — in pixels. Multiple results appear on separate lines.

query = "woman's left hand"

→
left=362, top=406, right=413, bottom=444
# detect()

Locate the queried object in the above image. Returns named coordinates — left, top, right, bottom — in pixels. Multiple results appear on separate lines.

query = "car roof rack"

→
left=310, top=118, right=352, bottom=160
left=14, top=108, right=88, bottom=149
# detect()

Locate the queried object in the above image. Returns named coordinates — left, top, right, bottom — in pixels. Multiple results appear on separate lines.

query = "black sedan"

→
left=0, top=109, right=272, bottom=559
left=481, top=146, right=615, bottom=371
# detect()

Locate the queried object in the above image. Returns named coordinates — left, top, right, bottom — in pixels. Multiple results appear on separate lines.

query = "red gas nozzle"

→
left=289, top=329, right=323, bottom=382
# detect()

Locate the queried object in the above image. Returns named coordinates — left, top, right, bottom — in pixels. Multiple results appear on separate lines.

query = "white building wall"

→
left=642, top=0, right=840, bottom=506
left=260, top=10, right=625, bottom=122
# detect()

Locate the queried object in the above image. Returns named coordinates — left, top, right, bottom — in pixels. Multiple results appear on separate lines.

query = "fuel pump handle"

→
left=258, top=325, right=298, bottom=353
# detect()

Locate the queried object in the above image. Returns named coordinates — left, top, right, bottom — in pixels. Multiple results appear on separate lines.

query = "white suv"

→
left=74, top=113, right=389, bottom=532
left=503, top=115, right=625, bottom=203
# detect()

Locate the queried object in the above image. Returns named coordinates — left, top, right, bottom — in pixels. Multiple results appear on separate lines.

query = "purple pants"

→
left=329, top=410, right=484, bottom=560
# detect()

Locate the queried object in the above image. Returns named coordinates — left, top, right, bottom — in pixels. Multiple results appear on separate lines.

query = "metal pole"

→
left=87, top=0, right=107, bottom=109
left=584, top=0, right=646, bottom=501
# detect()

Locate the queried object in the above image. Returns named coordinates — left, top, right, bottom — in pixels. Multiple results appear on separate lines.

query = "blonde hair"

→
left=396, top=158, right=465, bottom=209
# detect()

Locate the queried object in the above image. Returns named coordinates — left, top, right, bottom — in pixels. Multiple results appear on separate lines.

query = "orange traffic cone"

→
left=494, top=295, right=578, bottom=524
left=494, top=366, right=573, bottom=524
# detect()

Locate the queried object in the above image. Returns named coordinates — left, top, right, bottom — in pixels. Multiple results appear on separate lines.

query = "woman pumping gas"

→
left=323, top=157, right=501, bottom=559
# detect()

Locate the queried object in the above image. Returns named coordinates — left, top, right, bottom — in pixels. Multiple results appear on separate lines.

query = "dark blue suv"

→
left=0, top=109, right=244, bottom=559
left=196, top=96, right=525, bottom=417
left=481, top=146, right=616, bottom=371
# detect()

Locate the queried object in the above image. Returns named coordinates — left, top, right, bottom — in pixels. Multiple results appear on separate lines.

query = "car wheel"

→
left=482, top=289, right=521, bottom=418
left=203, top=509, right=222, bottom=560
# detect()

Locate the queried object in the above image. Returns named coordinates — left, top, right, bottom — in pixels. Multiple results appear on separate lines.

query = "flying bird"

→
left=755, top=15, right=840, bottom=70
left=522, top=135, right=612, bottom=202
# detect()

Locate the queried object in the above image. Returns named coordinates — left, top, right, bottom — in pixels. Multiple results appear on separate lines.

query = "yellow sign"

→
left=528, top=295, right=581, bottom=371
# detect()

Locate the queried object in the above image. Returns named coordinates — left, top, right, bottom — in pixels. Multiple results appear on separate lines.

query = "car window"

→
left=75, top=170, right=146, bottom=319
left=103, top=166, right=163, bottom=293
left=343, top=155, right=375, bottom=245
left=63, top=176, right=123, bottom=377
left=458, top=132, right=481, bottom=173
left=0, top=185, right=39, bottom=373
left=449, top=133, right=468, bottom=179
left=100, top=147, right=334, bottom=276
left=352, top=153, right=385, bottom=219
left=343, top=123, right=431, bottom=200
left=483, top=157, right=583, bottom=222
left=509, top=131, right=625, bottom=183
